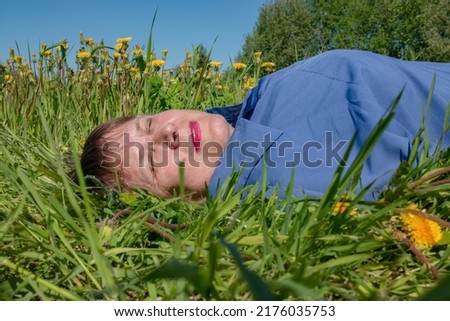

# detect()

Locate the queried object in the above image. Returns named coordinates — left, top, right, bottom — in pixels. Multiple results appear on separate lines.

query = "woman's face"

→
left=104, top=110, right=234, bottom=201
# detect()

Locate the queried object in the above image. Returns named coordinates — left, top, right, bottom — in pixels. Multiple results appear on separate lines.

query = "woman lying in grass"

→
left=76, top=50, right=450, bottom=202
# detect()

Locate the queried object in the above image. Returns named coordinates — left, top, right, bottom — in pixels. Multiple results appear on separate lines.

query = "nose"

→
left=154, top=122, right=179, bottom=149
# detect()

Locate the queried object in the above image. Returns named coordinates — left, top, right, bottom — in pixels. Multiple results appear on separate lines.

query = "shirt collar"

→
left=205, top=103, right=243, bottom=127
left=208, top=117, right=284, bottom=197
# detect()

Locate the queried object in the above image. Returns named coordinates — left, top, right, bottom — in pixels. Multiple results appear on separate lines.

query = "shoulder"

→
left=257, top=50, right=382, bottom=89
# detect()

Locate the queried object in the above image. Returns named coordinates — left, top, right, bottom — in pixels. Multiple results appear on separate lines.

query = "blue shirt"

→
left=207, top=50, right=450, bottom=200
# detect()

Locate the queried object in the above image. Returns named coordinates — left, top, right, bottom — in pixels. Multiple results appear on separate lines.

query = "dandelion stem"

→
left=143, top=221, right=177, bottom=242
left=427, top=178, right=450, bottom=186
left=110, top=208, right=186, bottom=229
left=109, top=208, right=186, bottom=241
left=146, top=216, right=187, bottom=230
left=393, top=230, right=442, bottom=280
left=110, top=208, right=132, bottom=223
left=408, top=165, right=450, bottom=189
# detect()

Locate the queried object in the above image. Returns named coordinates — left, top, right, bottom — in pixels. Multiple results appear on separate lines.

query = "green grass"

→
left=1, top=36, right=450, bottom=301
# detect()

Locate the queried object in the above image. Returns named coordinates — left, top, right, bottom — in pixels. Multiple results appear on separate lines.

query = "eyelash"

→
left=149, top=119, right=155, bottom=172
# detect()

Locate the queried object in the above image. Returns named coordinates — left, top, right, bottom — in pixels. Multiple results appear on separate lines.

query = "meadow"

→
left=1, top=34, right=450, bottom=300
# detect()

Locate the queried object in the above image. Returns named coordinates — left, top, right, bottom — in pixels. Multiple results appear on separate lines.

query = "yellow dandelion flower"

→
left=132, top=48, right=144, bottom=56
left=209, top=61, right=223, bottom=69
left=14, top=55, right=24, bottom=64
left=244, top=76, right=255, bottom=90
left=42, top=50, right=52, bottom=57
left=400, top=204, right=443, bottom=247
left=77, top=51, right=91, bottom=59
left=113, top=52, right=121, bottom=60
left=21, top=62, right=30, bottom=71
left=151, top=59, right=165, bottom=67
left=333, top=202, right=357, bottom=216
left=84, top=37, right=94, bottom=45
left=116, top=37, right=132, bottom=44
left=179, top=63, right=190, bottom=72
left=100, top=49, right=109, bottom=58
left=130, top=67, right=140, bottom=73
left=3, top=74, right=12, bottom=81
left=115, top=43, right=125, bottom=51
left=233, top=62, right=247, bottom=70
left=332, top=194, right=357, bottom=216
left=261, top=62, right=276, bottom=71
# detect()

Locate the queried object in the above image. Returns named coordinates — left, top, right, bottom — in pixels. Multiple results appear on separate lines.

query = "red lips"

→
left=189, top=121, right=201, bottom=152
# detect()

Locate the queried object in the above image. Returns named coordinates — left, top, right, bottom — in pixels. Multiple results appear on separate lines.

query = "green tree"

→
left=236, top=0, right=315, bottom=68
left=237, top=0, right=450, bottom=69
left=421, top=1, right=450, bottom=62
left=311, top=0, right=428, bottom=60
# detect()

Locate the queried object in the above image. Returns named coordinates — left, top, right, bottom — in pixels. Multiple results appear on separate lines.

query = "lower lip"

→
left=189, top=121, right=201, bottom=152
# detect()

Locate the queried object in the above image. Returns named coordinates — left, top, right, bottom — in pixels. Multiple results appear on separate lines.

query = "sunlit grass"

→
left=1, top=34, right=449, bottom=300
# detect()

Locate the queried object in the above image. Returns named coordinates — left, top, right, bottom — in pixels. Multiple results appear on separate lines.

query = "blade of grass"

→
left=0, top=257, right=84, bottom=300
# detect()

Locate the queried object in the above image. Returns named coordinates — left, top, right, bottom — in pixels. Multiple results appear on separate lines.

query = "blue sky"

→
left=0, top=0, right=268, bottom=68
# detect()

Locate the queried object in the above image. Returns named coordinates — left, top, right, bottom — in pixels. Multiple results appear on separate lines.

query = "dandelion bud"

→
left=99, top=224, right=114, bottom=243
left=84, top=37, right=94, bottom=46
left=254, top=51, right=262, bottom=63
left=116, top=37, right=132, bottom=44
left=15, top=56, right=23, bottom=64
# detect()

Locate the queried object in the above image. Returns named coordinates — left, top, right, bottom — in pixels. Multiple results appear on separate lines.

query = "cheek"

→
left=155, top=161, right=182, bottom=190
left=183, top=159, right=216, bottom=190
left=204, top=115, right=232, bottom=146
left=201, top=143, right=223, bottom=166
